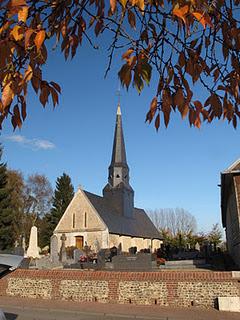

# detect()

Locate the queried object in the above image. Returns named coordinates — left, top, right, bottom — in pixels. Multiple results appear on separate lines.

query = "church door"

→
left=75, top=236, right=84, bottom=249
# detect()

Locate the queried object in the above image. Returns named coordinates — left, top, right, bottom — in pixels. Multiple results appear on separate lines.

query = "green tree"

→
left=0, top=149, right=16, bottom=250
left=6, top=169, right=25, bottom=244
left=41, top=173, right=74, bottom=247
left=208, top=223, right=223, bottom=251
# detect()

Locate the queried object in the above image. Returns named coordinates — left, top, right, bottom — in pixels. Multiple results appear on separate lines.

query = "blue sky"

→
left=1, top=36, right=239, bottom=234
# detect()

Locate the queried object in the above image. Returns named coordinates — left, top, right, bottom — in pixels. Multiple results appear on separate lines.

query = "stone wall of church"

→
left=55, top=190, right=105, bottom=234
left=1, top=270, right=239, bottom=309
left=109, top=234, right=120, bottom=247
left=152, top=239, right=162, bottom=251
left=225, top=176, right=240, bottom=268
left=108, top=234, right=162, bottom=252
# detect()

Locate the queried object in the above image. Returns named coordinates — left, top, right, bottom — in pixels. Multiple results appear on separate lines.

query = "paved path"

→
left=0, top=297, right=239, bottom=320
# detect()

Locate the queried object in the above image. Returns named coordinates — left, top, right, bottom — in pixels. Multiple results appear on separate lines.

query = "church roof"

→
left=110, top=103, right=127, bottom=166
left=84, top=190, right=162, bottom=239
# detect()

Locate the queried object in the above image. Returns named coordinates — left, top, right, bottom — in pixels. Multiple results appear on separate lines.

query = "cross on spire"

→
left=116, top=84, right=122, bottom=105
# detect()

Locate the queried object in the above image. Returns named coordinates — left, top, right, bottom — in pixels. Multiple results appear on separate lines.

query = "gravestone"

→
left=13, top=246, right=24, bottom=256
left=97, top=249, right=106, bottom=268
left=112, top=253, right=152, bottom=271
left=73, top=248, right=84, bottom=263
left=26, top=226, right=40, bottom=259
left=59, top=233, right=67, bottom=263
left=195, top=242, right=200, bottom=251
left=22, top=235, right=26, bottom=253
left=93, top=239, right=100, bottom=253
left=50, top=235, right=59, bottom=263
left=117, top=243, right=122, bottom=255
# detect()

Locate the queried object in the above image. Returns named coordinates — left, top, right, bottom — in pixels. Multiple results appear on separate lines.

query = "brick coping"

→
left=4, top=269, right=235, bottom=281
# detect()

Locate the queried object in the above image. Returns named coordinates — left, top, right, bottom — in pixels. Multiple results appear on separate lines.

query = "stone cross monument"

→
left=59, top=233, right=67, bottom=263
left=26, top=226, right=40, bottom=259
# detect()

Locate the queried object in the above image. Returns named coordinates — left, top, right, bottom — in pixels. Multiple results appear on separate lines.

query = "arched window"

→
left=72, top=213, right=75, bottom=229
left=84, top=212, right=87, bottom=228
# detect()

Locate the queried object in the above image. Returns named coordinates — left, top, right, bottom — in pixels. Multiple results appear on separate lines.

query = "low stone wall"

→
left=0, top=270, right=239, bottom=309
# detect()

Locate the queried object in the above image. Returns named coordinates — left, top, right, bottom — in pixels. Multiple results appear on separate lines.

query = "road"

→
left=0, top=297, right=240, bottom=320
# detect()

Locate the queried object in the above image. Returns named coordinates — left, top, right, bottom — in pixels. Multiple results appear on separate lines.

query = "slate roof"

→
left=110, top=104, right=127, bottom=166
left=84, top=190, right=162, bottom=239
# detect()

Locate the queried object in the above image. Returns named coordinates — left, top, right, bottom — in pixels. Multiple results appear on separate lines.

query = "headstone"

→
left=117, top=242, right=122, bottom=254
left=22, top=235, right=26, bottom=253
left=26, top=226, right=40, bottom=259
left=73, top=248, right=84, bottom=263
left=59, top=233, right=67, bottom=263
left=93, top=239, right=100, bottom=253
left=50, top=235, right=59, bottom=263
left=97, top=249, right=106, bottom=268
left=112, top=253, right=152, bottom=271
left=13, top=246, right=24, bottom=256
left=195, top=242, right=200, bottom=251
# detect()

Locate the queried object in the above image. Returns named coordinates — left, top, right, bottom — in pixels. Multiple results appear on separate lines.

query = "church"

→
left=54, top=104, right=162, bottom=252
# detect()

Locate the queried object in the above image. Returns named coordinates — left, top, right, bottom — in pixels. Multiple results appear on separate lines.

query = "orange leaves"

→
left=34, top=30, right=46, bottom=52
left=24, top=65, right=33, bottom=83
left=11, top=25, right=24, bottom=41
left=173, top=5, right=189, bottom=24
left=25, top=28, right=34, bottom=49
left=192, top=12, right=213, bottom=29
left=18, top=6, right=28, bottom=23
left=110, top=0, right=117, bottom=13
left=10, top=0, right=26, bottom=6
left=119, top=0, right=127, bottom=8
left=146, top=96, right=161, bottom=130
left=2, top=83, right=14, bottom=110
left=128, top=10, right=136, bottom=29
left=119, top=48, right=152, bottom=92
left=39, top=81, right=60, bottom=108
left=136, top=0, right=145, bottom=12
left=172, top=3, right=213, bottom=30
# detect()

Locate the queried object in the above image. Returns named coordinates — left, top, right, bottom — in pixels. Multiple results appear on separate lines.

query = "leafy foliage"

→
left=208, top=223, right=223, bottom=247
left=41, top=172, right=74, bottom=247
left=0, top=0, right=239, bottom=129
left=0, top=149, right=17, bottom=250
left=6, top=169, right=25, bottom=243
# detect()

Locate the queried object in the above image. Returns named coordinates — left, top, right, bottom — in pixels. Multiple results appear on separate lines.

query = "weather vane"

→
left=116, top=83, right=121, bottom=105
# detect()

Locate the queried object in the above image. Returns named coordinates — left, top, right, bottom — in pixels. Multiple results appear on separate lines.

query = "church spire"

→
left=108, top=103, right=129, bottom=187
left=103, top=102, right=134, bottom=218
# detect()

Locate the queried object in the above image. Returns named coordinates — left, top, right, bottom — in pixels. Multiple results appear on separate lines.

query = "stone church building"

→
left=221, top=159, right=240, bottom=268
left=54, top=104, right=162, bottom=252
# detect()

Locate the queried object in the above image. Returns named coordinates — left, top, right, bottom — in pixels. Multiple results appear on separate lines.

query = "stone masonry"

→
left=0, top=270, right=239, bottom=309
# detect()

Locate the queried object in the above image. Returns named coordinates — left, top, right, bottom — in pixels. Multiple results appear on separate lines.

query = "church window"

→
left=84, top=212, right=87, bottom=228
left=72, top=213, right=75, bottom=229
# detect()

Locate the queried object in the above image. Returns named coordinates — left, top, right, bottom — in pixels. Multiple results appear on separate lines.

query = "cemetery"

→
left=0, top=106, right=240, bottom=314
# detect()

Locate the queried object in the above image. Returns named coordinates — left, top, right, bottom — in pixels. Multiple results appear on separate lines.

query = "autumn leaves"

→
left=0, top=0, right=239, bottom=131
left=173, top=2, right=213, bottom=30
left=0, top=0, right=60, bottom=129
